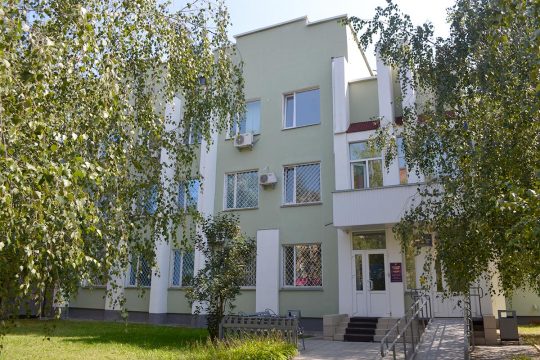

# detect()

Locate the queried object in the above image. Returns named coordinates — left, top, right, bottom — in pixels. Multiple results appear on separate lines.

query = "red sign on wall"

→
left=390, top=262, right=403, bottom=283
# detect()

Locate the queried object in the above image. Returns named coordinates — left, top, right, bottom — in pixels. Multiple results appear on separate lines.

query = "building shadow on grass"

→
left=9, top=319, right=209, bottom=351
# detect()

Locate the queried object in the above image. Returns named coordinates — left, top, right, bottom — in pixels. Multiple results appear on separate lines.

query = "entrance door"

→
left=413, top=246, right=481, bottom=318
left=352, top=250, right=389, bottom=317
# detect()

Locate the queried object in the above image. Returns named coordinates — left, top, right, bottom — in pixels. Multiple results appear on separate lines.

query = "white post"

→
left=332, top=56, right=350, bottom=134
left=255, top=229, right=280, bottom=313
left=338, top=229, right=353, bottom=315
left=148, top=97, right=182, bottom=320
left=191, top=127, right=219, bottom=315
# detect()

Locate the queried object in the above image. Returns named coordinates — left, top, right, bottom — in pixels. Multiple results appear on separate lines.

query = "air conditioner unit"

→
left=259, top=172, right=277, bottom=186
left=233, top=133, right=253, bottom=149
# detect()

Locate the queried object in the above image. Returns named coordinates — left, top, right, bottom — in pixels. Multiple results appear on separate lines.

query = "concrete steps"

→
left=344, top=317, right=379, bottom=342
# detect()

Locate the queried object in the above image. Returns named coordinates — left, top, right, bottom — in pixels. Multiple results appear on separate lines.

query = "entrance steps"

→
left=344, top=317, right=379, bottom=342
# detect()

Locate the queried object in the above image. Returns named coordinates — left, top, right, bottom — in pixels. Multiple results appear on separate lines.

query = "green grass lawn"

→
left=0, top=319, right=297, bottom=360
left=519, top=324, right=540, bottom=346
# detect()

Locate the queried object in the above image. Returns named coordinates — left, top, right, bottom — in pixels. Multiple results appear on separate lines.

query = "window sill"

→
left=125, top=286, right=151, bottom=289
left=281, top=202, right=322, bottom=208
left=282, top=123, right=320, bottom=131
left=80, top=286, right=107, bottom=289
left=225, top=133, right=261, bottom=141
left=223, top=207, right=259, bottom=212
left=240, top=287, right=256, bottom=291
left=280, top=287, right=324, bottom=291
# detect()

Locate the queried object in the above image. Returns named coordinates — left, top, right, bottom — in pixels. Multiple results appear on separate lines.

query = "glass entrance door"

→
left=352, top=250, right=389, bottom=317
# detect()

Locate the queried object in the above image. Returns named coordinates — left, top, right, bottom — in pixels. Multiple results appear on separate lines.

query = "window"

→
left=284, top=89, right=320, bottom=128
left=283, top=244, right=322, bottom=287
left=127, top=256, right=152, bottom=287
left=283, top=163, right=321, bottom=204
left=229, top=100, right=261, bottom=137
left=137, top=185, right=157, bottom=215
left=352, top=232, right=386, bottom=250
left=170, top=250, right=194, bottom=287
left=349, top=142, right=383, bottom=189
left=178, top=180, right=199, bottom=210
left=241, top=254, right=256, bottom=287
left=183, top=124, right=202, bottom=145
left=397, top=137, right=408, bottom=184
left=225, top=171, right=258, bottom=209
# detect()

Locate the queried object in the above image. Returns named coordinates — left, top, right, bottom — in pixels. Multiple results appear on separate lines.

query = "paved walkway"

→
left=295, top=338, right=380, bottom=360
left=415, top=318, right=465, bottom=360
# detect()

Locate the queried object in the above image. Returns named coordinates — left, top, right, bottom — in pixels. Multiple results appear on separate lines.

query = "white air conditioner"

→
left=233, top=133, right=253, bottom=149
left=259, top=172, right=277, bottom=186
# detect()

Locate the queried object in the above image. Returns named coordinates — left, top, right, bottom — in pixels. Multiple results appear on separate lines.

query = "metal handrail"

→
left=464, top=296, right=475, bottom=360
left=380, top=292, right=433, bottom=359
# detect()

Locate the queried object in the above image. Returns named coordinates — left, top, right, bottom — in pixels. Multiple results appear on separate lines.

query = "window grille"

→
left=127, top=256, right=152, bottom=287
left=283, top=244, right=322, bottom=287
left=225, top=171, right=258, bottom=209
left=136, top=185, right=157, bottom=215
left=241, top=254, right=256, bottom=287
left=283, top=163, right=321, bottom=204
left=171, top=250, right=194, bottom=287
left=178, top=180, right=199, bottom=210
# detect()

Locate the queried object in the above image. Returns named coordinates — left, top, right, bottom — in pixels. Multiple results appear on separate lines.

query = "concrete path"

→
left=415, top=318, right=465, bottom=360
left=295, top=338, right=380, bottom=360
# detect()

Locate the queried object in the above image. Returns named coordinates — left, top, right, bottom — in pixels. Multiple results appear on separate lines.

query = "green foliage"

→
left=0, top=0, right=244, bottom=320
left=185, top=213, right=256, bottom=340
left=347, top=0, right=539, bottom=295
left=1, top=320, right=297, bottom=359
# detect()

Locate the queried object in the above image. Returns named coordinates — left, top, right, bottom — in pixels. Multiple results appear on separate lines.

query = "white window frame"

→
left=223, top=170, right=259, bottom=210
left=226, top=99, right=261, bottom=139
left=282, top=162, right=321, bottom=205
left=283, top=88, right=320, bottom=129
left=169, top=249, right=195, bottom=288
left=349, top=142, right=383, bottom=189
left=281, top=243, right=323, bottom=288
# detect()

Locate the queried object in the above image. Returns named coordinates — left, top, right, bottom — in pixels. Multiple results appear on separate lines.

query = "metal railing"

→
left=380, top=290, right=433, bottom=359
left=464, top=295, right=474, bottom=360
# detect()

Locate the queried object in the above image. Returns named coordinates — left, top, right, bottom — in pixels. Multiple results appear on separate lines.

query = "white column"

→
left=255, top=229, right=280, bottom=313
left=333, top=133, right=350, bottom=191
left=149, top=97, right=182, bottom=316
left=191, top=127, right=219, bottom=314
left=105, top=273, right=125, bottom=311
left=338, top=229, right=353, bottom=315
left=376, top=53, right=395, bottom=127
left=332, top=56, right=350, bottom=134
left=376, top=53, right=400, bottom=187
left=386, top=227, right=405, bottom=317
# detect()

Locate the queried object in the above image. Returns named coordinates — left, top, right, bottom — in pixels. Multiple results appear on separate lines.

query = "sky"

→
left=171, top=0, right=455, bottom=68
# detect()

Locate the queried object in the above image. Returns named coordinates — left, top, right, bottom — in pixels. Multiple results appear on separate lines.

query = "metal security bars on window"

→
left=241, top=254, right=256, bottom=287
left=128, top=256, right=152, bottom=287
left=284, top=163, right=321, bottom=204
left=178, top=180, right=199, bottom=210
left=225, top=171, right=258, bottom=209
left=283, top=244, right=322, bottom=287
left=171, top=250, right=195, bottom=287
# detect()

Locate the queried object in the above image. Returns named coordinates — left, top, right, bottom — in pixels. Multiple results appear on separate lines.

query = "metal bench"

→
left=219, top=313, right=299, bottom=346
